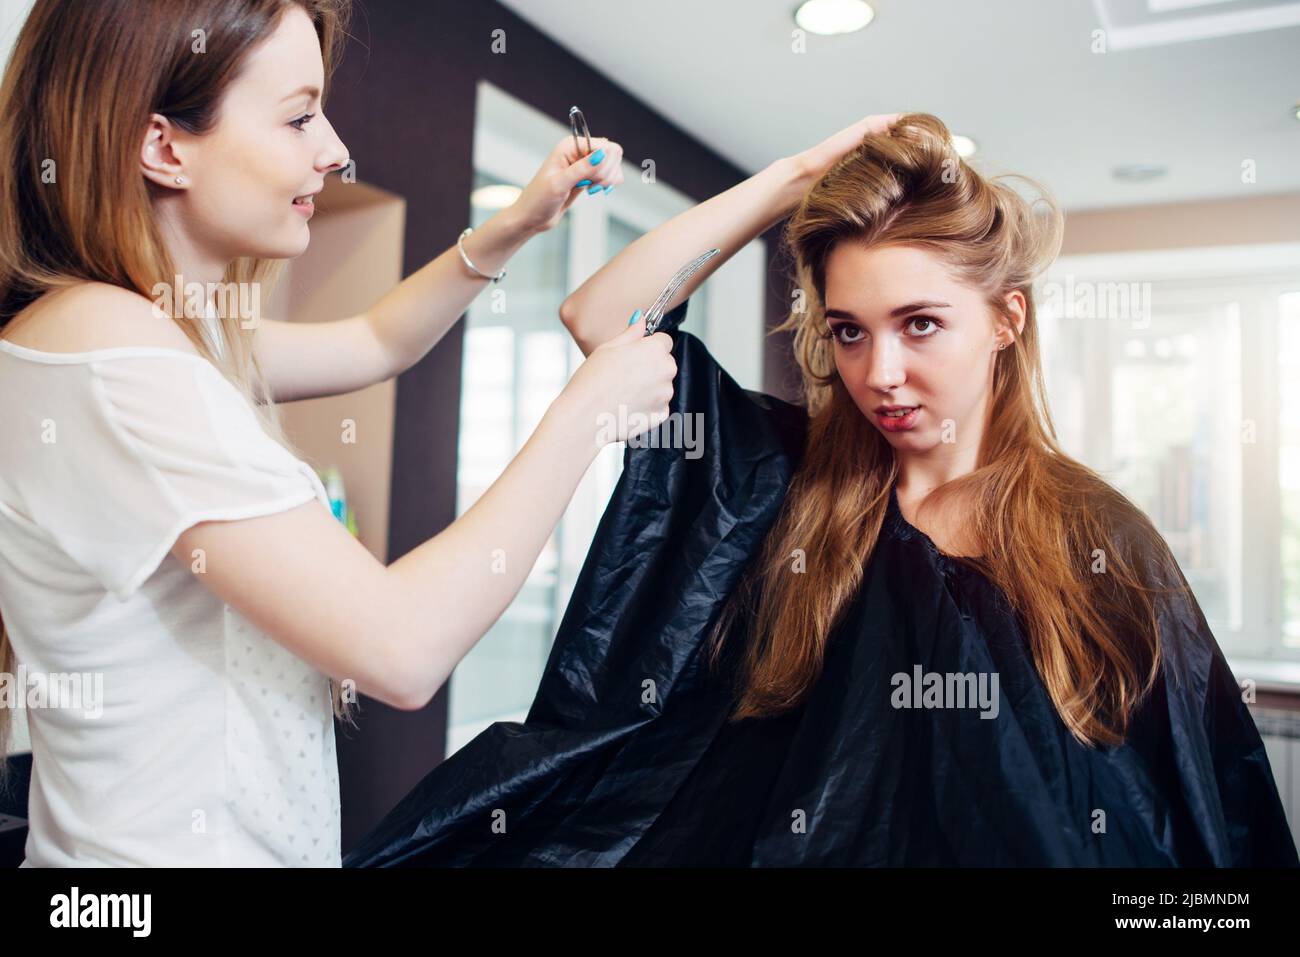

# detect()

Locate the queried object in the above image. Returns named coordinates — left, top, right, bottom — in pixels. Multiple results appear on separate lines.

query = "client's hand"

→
left=557, top=317, right=677, bottom=446
left=793, top=113, right=903, bottom=183
left=510, top=135, right=626, bottom=235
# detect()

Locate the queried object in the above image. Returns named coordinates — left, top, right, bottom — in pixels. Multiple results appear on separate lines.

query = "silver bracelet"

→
left=457, top=227, right=507, bottom=284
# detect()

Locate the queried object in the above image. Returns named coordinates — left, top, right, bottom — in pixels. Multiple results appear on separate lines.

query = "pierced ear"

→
left=140, top=113, right=186, bottom=190
left=992, top=314, right=1017, bottom=352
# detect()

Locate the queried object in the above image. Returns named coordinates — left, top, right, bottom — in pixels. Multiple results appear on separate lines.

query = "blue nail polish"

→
left=587, top=184, right=601, bottom=195
left=575, top=179, right=592, bottom=188
left=603, top=185, right=613, bottom=194
left=628, top=309, right=642, bottom=326
left=589, top=149, right=605, bottom=166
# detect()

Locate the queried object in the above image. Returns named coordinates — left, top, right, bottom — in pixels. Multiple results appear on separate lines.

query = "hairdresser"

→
left=0, top=0, right=673, bottom=866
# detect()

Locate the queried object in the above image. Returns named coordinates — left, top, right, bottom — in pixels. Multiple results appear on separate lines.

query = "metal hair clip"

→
left=569, top=106, right=592, bottom=158
left=642, top=248, right=721, bottom=336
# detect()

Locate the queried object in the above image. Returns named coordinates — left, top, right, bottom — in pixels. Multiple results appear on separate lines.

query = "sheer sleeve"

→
left=27, top=353, right=325, bottom=601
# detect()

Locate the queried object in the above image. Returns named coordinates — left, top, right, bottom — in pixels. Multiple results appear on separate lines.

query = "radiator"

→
left=1254, top=707, right=1300, bottom=851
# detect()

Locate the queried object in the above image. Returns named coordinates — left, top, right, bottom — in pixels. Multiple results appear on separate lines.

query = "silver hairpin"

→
left=643, top=248, right=721, bottom=335
left=568, top=106, right=592, bottom=157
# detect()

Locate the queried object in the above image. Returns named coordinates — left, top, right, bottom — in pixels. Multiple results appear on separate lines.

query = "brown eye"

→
left=907, top=316, right=941, bottom=338
left=831, top=324, right=864, bottom=345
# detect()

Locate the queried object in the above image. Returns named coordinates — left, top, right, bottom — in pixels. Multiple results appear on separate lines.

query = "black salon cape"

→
left=344, top=300, right=1297, bottom=868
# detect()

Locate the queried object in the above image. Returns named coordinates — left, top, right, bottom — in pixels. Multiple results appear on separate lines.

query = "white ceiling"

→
left=500, top=0, right=1300, bottom=211
left=2, top=0, right=1293, bottom=212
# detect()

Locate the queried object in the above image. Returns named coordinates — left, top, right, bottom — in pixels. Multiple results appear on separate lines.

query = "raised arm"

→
left=254, top=135, right=626, bottom=402
left=174, top=318, right=675, bottom=712
left=558, top=114, right=901, bottom=356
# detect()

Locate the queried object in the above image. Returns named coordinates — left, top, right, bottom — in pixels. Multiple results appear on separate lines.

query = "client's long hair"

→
left=707, top=113, right=1184, bottom=749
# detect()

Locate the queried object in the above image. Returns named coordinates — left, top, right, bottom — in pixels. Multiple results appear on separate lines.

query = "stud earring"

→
left=175, top=176, right=184, bottom=185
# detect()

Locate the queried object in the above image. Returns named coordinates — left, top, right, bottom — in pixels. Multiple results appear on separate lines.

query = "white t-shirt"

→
left=0, top=307, right=342, bottom=866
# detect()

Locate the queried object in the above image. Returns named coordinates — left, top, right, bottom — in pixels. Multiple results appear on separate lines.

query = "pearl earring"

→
left=175, top=176, right=184, bottom=185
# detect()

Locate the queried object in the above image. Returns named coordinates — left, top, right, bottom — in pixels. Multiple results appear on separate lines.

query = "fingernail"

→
left=603, top=185, right=614, bottom=194
left=587, top=184, right=601, bottom=195
left=575, top=179, right=592, bottom=188
left=628, top=309, right=642, bottom=326
left=589, top=149, right=605, bottom=166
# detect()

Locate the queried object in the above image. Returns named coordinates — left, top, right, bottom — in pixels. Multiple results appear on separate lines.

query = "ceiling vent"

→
left=1091, top=0, right=1300, bottom=49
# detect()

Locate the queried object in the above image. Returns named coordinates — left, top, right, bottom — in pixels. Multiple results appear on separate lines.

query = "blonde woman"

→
left=0, top=0, right=676, bottom=866
left=344, top=114, right=1296, bottom=867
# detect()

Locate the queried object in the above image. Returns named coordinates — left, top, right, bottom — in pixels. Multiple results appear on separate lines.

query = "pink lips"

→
left=875, top=405, right=921, bottom=432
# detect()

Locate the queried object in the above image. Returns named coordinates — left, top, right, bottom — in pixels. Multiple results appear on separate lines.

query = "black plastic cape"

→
left=345, top=300, right=1298, bottom=868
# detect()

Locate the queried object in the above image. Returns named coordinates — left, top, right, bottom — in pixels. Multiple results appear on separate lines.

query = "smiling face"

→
left=823, top=243, right=1023, bottom=462
left=148, top=5, right=350, bottom=261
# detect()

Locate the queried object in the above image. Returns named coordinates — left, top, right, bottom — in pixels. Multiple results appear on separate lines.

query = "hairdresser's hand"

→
left=792, top=113, right=903, bottom=183
left=509, top=135, right=626, bottom=235
left=555, top=316, right=676, bottom=446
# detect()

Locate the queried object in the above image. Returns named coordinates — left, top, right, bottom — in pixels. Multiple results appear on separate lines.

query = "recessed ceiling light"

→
left=471, top=184, right=522, bottom=210
left=794, top=0, right=875, bottom=36
left=1112, top=163, right=1168, bottom=183
left=950, top=134, right=977, bottom=158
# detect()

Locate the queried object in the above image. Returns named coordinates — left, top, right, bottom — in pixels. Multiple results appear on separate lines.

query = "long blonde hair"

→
left=707, top=113, right=1185, bottom=748
left=0, top=0, right=357, bottom=779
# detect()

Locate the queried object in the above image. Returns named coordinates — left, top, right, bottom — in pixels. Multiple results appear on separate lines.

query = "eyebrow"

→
left=280, top=84, right=320, bottom=104
left=825, top=300, right=953, bottom=321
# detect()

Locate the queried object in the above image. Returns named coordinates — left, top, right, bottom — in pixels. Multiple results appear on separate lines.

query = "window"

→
left=1280, top=292, right=1300, bottom=646
left=1037, top=244, right=1300, bottom=671
left=1105, top=295, right=1242, bottom=628
left=449, top=174, right=574, bottom=739
left=447, top=82, right=765, bottom=752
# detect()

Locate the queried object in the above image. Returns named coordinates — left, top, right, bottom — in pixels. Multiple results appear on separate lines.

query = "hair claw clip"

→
left=642, top=248, right=721, bottom=336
